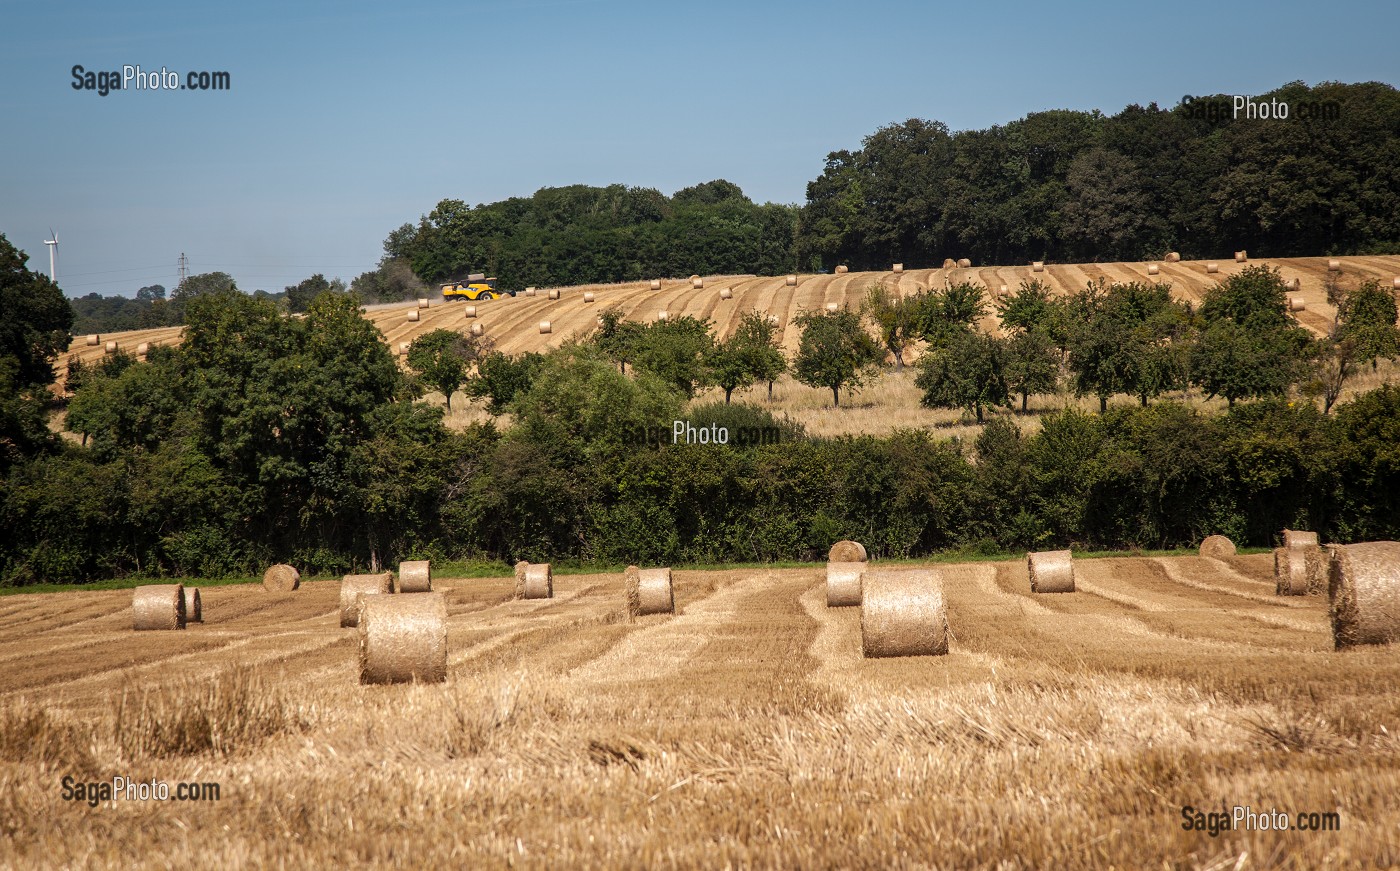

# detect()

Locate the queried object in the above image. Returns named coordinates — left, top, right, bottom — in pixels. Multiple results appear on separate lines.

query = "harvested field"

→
left=4, top=554, right=1400, bottom=868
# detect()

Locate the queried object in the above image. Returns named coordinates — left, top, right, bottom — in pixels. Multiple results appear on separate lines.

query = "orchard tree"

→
left=407, top=328, right=490, bottom=410
left=1190, top=266, right=1311, bottom=407
left=792, top=309, right=882, bottom=407
left=630, top=315, right=714, bottom=398
left=468, top=351, right=545, bottom=414
left=731, top=310, right=786, bottom=401
left=862, top=282, right=918, bottom=370
left=913, top=281, right=989, bottom=349
left=1004, top=329, right=1061, bottom=412
left=1337, top=280, right=1400, bottom=370
left=916, top=331, right=1010, bottom=422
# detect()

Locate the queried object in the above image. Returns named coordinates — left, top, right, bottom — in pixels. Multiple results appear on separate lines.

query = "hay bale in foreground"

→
left=398, top=560, right=432, bottom=593
left=861, top=569, right=949, bottom=658
left=340, top=573, right=393, bottom=627
left=133, top=584, right=185, bottom=630
left=262, top=564, right=300, bottom=592
left=359, top=592, right=447, bottom=685
left=626, top=566, right=674, bottom=616
left=1284, top=529, right=1319, bottom=548
left=1028, top=550, right=1075, bottom=593
left=519, top=562, right=553, bottom=599
left=1235, top=250, right=1248, bottom=263
left=1206, top=262, right=1219, bottom=274
left=184, top=587, right=202, bottom=623
left=1165, top=252, right=1181, bottom=262
left=957, top=258, right=971, bottom=268
left=1200, top=535, right=1236, bottom=559
left=1328, top=541, right=1400, bottom=649
left=829, top=540, right=868, bottom=562
left=826, top=562, right=864, bottom=607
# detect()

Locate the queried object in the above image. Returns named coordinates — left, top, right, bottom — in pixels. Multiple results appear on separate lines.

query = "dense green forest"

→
left=6, top=225, right=1400, bottom=585
left=374, top=81, right=1400, bottom=292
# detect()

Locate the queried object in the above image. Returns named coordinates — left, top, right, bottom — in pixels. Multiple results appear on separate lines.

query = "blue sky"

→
left=2, top=0, right=1396, bottom=297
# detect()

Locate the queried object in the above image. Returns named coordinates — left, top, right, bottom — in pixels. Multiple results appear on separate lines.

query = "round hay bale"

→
left=1284, top=529, right=1319, bottom=548
left=525, top=287, right=537, bottom=296
left=957, top=258, right=971, bottom=268
left=1199, top=535, right=1236, bottom=559
left=1206, top=262, right=1219, bottom=274
left=539, top=320, right=552, bottom=334
left=826, top=561, right=864, bottom=607
left=136, top=342, right=151, bottom=357
left=521, top=562, right=553, bottom=600
left=417, top=297, right=429, bottom=309
left=133, top=584, right=185, bottom=631
left=86, top=334, right=100, bottom=346
left=262, top=564, right=300, bottom=592
left=1392, top=277, right=1400, bottom=290
left=942, top=258, right=957, bottom=269
left=407, top=309, right=420, bottom=322
left=583, top=292, right=595, bottom=303
left=828, top=540, right=868, bottom=562
left=1284, top=277, right=1300, bottom=291
left=657, top=311, right=669, bottom=322
left=1028, top=550, right=1075, bottom=593
left=398, top=560, right=432, bottom=593
left=892, top=263, right=904, bottom=273
left=398, top=342, right=410, bottom=356
left=650, top=279, right=662, bottom=290
left=359, top=592, right=447, bottom=684
left=464, top=305, right=477, bottom=318
left=786, top=275, right=798, bottom=286
left=104, top=341, right=119, bottom=354
left=835, top=265, right=849, bottom=274
left=1165, top=252, right=1181, bottom=262
left=184, top=587, right=202, bottom=623
left=340, top=573, right=393, bottom=628
left=1032, top=261, right=1045, bottom=273
left=1288, top=296, right=1307, bottom=312
left=1147, top=264, right=1160, bottom=275
left=825, top=302, right=839, bottom=313
left=626, top=566, right=675, bottom=616
left=999, top=284, right=1009, bottom=295
left=1328, top=259, right=1342, bottom=272
left=860, top=569, right=949, bottom=658
left=513, top=560, right=530, bottom=599
left=470, top=323, right=484, bottom=337
left=1234, top=250, right=1247, bottom=263
left=548, top=288, right=560, bottom=300
left=1328, top=541, right=1400, bottom=649
left=1275, top=546, right=1308, bottom=596
left=719, top=287, right=732, bottom=300
left=692, top=277, right=704, bottom=289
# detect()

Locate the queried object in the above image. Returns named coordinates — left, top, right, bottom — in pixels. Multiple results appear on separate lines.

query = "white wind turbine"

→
left=43, top=228, right=58, bottom=282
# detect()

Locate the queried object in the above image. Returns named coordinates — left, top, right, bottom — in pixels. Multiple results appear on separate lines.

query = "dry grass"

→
left=4, top=559, right=1400, bottom=867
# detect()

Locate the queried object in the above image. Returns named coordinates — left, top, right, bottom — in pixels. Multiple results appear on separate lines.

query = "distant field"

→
left=2, top=554, right=1396, bottom=868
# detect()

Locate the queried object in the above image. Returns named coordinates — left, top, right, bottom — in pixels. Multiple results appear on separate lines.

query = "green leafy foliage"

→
left=791, top=309, right=883, bottom=406
left=916, top=331, right=1010, bottom=422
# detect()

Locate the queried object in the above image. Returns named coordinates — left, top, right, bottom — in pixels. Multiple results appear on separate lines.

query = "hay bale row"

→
left=407, top=309, right=420, bottom=322
left=359, top=592, right=447, bottom=684
left=184, top=587, right=202, bottom=623
left=829, top=540, right=868, bottom=562
left=626, top=565, right=675, bottom=616
left=133, top=584, right=185, bottom=630
left=263, top=564, right=300, bottom=592
left=340, top=572, right=393, bottom=627
left=1329, top=541, right=1400, bottom=649
left=1165, top=252, right=1181, bottom=262
left=1200, top=535, right=1236, bottom=559
left=826, top=562, right=864, bottom=607
left=515, top=561, right=553, bottom=599
left=1028, top=550, right=1075, bottom=593
left=398, top=560, right=432, bottom=593
left=861, top=569, right=949, bottom=658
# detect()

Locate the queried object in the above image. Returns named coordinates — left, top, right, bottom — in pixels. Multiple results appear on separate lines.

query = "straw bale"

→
left=1032, top=261, right=1044, bottom=272
left=548, top=288, right=560, bottom=300
left=398, top=342, right=410, bottom=356
left=861, top=569, right=949, bottom=657
left=417, top=297, right=429, bottom=309
left=105, top=341, right=119, bottom=354
left=1147, top=264, right=1160, bottom=275
left=828, top=540, right=868, bottom=562
left=626, top=566, right=675, bottom=616
left=398, top=560, right=432, bottom=593
left=583, top=292, right=595, bottom=303
left=1328, top=259, right=1342, bottom=272
left=513, top=560, right=530, bottom=598
left=835, top=265, right=849, bottom=274
left=650, top=279, right=662, bottom=290
left=184, top=587, right=202, bottom=623
left=826, top=561, right=864, bottom=607
left=1284, top=277, right=1300, bottom=291
left=957, top=258, right=971, bottom=268
left=1206, top=263, right=1219, bottom=274
left=825, top=302, right=839, bottom=313
left=136, top=343, right=150, bottom=356
left=1028, top=550, right=1075, bottom=593
left=719, top=287, right=732, bottom=299
left=942, top=258, right=957, bottom=269
left=464, top=305, right=477, bottom=318
left=1199, top=535, right=1236, bottom=559
left=340, top=573, right=393, bottom=627
left=521, top=562, right=553, bottom=599
left=262, top=564, right=300, bottom=592
left=786, top=275, right=798, bottom=286
left=1328, top=541, right=1400, bottom=649
left=133, top=584, right=185, bottom=631
left=1165, top=252, right=1181, bottom=262
left=1288, top=296, right=1306, bottom=312
left=1284, top=529, right=1319, bottom=548
left=1235, top=251, right=1247, bottom=263
left=407, top=310, right=420, bottom=322
left=470, top=323, right=484, bottom=336
left=892, top=263, right=904, bottom=273
left=359, top=592, right=448, bottom=684
left=86, top=334, right=100, bottom=346
left=657, top=311, right=669, bottom=321
left=692, top=278, right=704, bottom=289
left=539, top=321, right=552, bottom=334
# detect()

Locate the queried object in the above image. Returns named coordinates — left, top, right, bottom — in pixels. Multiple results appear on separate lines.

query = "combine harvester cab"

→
left=441, top=273, right=510, bottom=302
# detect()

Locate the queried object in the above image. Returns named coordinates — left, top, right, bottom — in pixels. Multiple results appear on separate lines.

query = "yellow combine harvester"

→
left=441, top=273, right=510, bottom=302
